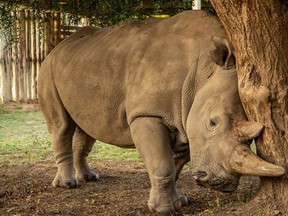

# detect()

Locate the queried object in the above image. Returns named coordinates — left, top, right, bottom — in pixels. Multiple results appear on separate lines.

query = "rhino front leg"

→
left=174, top=150, right=190, bottom=181
left=130, top=117, right=188, bottom=215
left=73, top=127, right=99, bottom=182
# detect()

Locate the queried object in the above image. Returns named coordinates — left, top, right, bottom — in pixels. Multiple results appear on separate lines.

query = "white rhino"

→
left=38, top=11, right=284, bottom=214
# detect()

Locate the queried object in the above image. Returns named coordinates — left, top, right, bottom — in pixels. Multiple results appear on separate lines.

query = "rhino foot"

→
left=52, top=175, right=78, bottom=189
left=52, top=165, right=78, bottom=189
left=148, top=191, right=188, bottom=215
left=76, top=169, right=100, bottom=182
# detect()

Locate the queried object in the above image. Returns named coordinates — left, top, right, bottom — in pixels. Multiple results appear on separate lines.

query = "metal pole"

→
left=192, top=0, right=201, bottom=10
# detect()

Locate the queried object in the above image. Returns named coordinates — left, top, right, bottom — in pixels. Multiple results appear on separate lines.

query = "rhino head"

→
left=186, top=36, right=285, bottom=192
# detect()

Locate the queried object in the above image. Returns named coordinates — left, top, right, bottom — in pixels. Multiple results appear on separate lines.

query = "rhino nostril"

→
left=192, top=171, right=208, bottom=182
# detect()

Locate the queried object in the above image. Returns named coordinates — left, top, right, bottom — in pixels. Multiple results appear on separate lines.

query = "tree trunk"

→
left=210, top=0, right=288, bottom=213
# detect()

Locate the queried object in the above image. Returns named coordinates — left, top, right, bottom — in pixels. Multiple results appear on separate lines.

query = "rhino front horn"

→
left=230, top=145, right=285, bottom=177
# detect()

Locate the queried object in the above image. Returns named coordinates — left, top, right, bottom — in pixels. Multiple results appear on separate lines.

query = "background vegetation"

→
left=0, top=0, right=194, bottom=43
left=0, top=105, right=140, bottom=165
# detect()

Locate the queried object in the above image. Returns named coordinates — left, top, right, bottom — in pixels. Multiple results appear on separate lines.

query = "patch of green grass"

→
left=0, top=107, right=52, bottom=164
left=90, top=142, right=140, bottom=161
left=0, top=106, right=140, bottom=165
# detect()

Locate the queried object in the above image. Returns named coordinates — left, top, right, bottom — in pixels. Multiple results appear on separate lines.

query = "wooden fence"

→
left=0, top=10, right=80, bottom=103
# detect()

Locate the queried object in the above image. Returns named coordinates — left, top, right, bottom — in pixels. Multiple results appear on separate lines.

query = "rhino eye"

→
left=209, top=118, right=219, bottom=127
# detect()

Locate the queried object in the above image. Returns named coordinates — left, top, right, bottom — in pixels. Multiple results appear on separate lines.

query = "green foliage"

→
left=60, top=0, right=145, bottom=27
left=202, top=0, right=217, bottom=16
left=0, top=0, right=194, bottom=44
left=0, top=0, right=193, bottom=27
left=151, top=0, right=192, bottom=15
left=0, top=3, right=17, bottom=44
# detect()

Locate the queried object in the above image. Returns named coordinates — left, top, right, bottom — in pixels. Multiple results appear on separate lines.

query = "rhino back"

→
left=44, top=10, right=225, bottom=146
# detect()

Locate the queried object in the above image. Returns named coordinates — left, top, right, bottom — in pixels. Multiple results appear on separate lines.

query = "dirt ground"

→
left=0, top=159, right=263, bottom=216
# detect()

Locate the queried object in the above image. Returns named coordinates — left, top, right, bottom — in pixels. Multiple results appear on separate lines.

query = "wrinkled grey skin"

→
left=38, top=11, right=253, bottom=214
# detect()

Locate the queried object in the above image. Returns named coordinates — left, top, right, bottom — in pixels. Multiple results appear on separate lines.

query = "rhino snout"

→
left=192, top=169, right=240, bottom=192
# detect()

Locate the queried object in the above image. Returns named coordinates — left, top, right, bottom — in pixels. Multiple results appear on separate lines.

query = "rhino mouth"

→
left=192, top=170, right=240, bottom=192
left=196, top=177, right=239, bottom=192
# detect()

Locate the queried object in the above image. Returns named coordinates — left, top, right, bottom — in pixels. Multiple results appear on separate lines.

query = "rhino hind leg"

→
left=52, top=129, right=78, bottom=189
left=73, top=127, right=99, bottom=182
left=51, top=125, right=77, bottom=189
left=38, top=71, right=77, bottom=188
left=130, top=117, right=188, bottom=214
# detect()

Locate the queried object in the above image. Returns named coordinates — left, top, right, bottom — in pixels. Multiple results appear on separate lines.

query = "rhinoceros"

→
left=38, top=10, right=285, bottom=214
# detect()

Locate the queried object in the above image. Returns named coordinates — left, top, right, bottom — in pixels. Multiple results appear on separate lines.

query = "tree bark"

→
left=210, top=0, right=288, bottom=212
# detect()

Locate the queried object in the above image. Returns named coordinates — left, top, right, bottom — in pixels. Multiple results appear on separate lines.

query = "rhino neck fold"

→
left=181, top=57, right=216, bottom=136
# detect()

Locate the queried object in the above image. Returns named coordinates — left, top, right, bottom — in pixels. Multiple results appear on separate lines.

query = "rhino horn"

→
left=234, top=121, right=264, bottom=140
left=230, top=145, right=285, bottom=177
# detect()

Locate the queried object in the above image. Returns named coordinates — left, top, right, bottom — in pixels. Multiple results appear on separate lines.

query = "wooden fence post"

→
left=0, top=35, right=5, bottom=103
left=0, top=9, right=78, bottom=103
left=25, top=9, right=31, bottom=100
left=12, top=11, right=19, bottom=102
left=19, top=9, right=28, bottom=102
left=44, top=11, right=53, bottom=56
left=31, top=10, right=37, bottom=100
left=3, top=46, right=13, bottom=101
left=35, top=11, right=41, bottom=99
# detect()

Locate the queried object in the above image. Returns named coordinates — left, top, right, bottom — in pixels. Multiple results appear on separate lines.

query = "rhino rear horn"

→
left=210, top=36, right=236, bottom=69
left=234, top=121, right=264, bottom=141
left=230, top=145, right=285, bottom=177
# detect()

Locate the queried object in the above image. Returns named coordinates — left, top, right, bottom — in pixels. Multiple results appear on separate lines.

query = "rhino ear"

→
left=210, top=36, right=236, bottom=70
left=234, top=121, right=264, bottom=140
